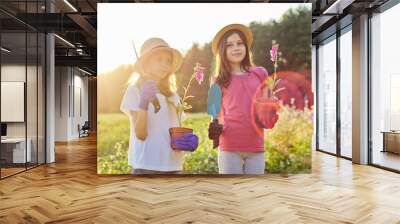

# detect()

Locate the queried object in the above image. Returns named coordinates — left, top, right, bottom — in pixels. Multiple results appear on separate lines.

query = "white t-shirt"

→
left=120, top=84, right=184, bottom=171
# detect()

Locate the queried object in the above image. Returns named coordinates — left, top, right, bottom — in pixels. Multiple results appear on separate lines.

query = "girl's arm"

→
left=133, top=80, right=158, bottom=140
left=129, top=110, right=148, bottom=141
left=121, top=83, right=154, bottom=141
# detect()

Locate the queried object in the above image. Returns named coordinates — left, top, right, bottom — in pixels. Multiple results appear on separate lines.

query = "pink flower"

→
left=194, top=63, right=205, bottom=85
left=195, top=69, right=204, bottom=85
left=270, top=44, right=279, bottom=62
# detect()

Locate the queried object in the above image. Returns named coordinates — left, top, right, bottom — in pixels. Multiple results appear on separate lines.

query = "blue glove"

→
left=172, top=133, right=199, bottom=151
left=139, top=80, right=159, bottom=110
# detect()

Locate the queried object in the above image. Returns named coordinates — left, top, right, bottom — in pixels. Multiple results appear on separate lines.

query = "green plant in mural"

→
left=97, top=109, right=312, bottom=174
left=264, top=105, right=313, bottom=173
left=97, top=140, right=131, bottom=174
left=181, top=114, right=218, bottom=174
left=97, top=113, right=131, bottom=174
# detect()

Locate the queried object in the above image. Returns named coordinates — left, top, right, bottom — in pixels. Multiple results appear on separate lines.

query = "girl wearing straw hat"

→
left=120, top=37, right=198, bottom=174
left=209, top=24, right=276, bottom=174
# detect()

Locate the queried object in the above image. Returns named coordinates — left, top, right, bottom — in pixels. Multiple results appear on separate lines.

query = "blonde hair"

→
left=128, top=71, right=177, bottom=98
left=129, top=50, right=177, bottom=97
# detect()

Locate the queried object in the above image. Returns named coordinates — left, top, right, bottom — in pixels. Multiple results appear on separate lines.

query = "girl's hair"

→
left=214, top=29, right=253, bottom=88
left=133, top=73, right=176, bottom=97
left=130, top=51, right=177, bottom=97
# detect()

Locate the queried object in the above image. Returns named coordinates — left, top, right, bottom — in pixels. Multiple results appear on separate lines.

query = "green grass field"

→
left=97, top=107, right=312, bottom=174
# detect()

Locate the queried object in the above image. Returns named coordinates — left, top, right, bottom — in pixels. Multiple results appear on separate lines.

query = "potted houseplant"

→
left=169, top=62, right=205, bottom=150
left=253, top=42, right=285, bottom=129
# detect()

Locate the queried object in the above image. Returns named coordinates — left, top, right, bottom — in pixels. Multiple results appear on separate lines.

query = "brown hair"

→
left=214, top=29, right=253, bottom=88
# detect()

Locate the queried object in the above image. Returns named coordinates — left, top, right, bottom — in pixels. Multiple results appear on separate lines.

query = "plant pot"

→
left=253, top=97, right=280, bottom=129
left=169, top=127, right=193, bottom=150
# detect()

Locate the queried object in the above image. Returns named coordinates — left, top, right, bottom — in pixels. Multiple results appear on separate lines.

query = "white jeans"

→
left=218, top=150, right=265, bottom=174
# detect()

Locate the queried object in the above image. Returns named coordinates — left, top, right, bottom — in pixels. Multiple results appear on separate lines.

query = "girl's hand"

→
left=172, top=133, right=199, bottom=151
left=139, top=80, right=159, bottom=110
left=208, top=119, right=223, bottom=140
left=259, top=113, right=278, bottom=129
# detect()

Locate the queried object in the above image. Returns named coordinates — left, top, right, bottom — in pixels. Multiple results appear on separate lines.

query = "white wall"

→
left=73, top=69, right=89, bottom=139
left=1, top=65, right=26, bottom=134
left=55, top=67, right=69, bottom=141
left=1, top=64, right=46, bottom=164
left=1, top=65, right=27, bottom=148
left=55, top=67, right=89, bottom=141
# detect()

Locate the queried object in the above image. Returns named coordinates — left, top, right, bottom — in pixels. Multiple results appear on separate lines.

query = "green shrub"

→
left=97, top=113, right=131, bottom=174
left=97, top=140, right=131, bottom=174
left=97, top=108, right=313, bottom=174
left=264, top=105, right=313, bottom=173
left=181, top=115, right=218, bottom=174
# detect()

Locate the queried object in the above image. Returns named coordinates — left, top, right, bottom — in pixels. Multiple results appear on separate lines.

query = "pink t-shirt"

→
left=218, top=66, right=268, bottom=152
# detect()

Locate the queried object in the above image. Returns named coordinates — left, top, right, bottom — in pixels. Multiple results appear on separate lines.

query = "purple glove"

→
left=172, top=133, right=199, bottom=152
left=139, top=80, right=159, bottom=110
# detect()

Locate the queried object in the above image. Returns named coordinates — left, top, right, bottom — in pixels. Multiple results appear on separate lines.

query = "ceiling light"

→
left=1, top=47, right=11, bottom=53
left=63, top=0, right=78, bottom=12
left=54, top=34, right=75, bottom=48
left=78, top=67, right=93, bottom=76
left=323, top=0, right=354, bottom=15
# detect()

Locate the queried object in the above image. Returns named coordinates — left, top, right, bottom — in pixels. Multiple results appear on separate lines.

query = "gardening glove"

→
left=172, top=133, right=199, bottom=152
left=138, top=80, right=159, bottom=111
left=208, top=119, right=223, bottom=148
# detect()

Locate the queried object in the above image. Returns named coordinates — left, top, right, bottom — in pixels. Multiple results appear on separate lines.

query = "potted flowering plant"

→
left=254, top=41, right=285, bottom=129
left=169, top=62, right=205, bottom=150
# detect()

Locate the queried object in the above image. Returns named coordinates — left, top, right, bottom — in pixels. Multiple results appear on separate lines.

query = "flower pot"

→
left=253, top=97, right=280, bottom=129
left=169, top=127, right=193, bottom=150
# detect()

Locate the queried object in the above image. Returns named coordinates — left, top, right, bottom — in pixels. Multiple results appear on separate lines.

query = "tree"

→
left=251, top=6, right=311, bottom=74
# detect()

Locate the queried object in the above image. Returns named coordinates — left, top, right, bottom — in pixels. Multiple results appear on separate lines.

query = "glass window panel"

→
left=27, top=31, right=38, bottom=169
left=318, top=36, right=337, bottom=154
left=371, top=3, right=400, bottom=171
left=340, top=28, right=352, bottom=158
left=1, top=31, right=27, bottom=177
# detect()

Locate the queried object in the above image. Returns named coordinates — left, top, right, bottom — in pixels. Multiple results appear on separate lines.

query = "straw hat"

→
left=211, top=23, right=253, bottom=55
left=134, top=38, right=183, bottom=75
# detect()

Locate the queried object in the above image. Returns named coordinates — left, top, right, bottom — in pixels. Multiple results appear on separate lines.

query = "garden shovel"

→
left=207, top=83, right=222, bottom=148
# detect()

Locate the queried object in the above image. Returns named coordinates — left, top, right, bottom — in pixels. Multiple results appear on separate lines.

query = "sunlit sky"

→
left=97, top=3, right=310, bottom=74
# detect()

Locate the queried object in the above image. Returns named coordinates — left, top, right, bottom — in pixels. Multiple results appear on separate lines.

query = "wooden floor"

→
left=0, top=135, right=400, bottom=223
left=1, top=167, right=26, bottom=178
left=1, top=163, right=45, bottom=178
left=373, top=151, right=400, bottom=171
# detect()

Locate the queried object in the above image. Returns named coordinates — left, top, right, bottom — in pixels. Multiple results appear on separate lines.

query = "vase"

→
left=169, top=127, right=193, bottom=150
left=254, top=97, right=280, bottom=129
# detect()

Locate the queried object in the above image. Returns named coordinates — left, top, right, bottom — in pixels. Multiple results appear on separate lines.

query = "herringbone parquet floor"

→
left=0, top=135, right=399, bottom=223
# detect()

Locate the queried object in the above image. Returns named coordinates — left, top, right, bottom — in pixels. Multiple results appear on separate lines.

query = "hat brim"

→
left=211, top=24, right=253, bottom=55
left=134, top=46, right=183, bottom=75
